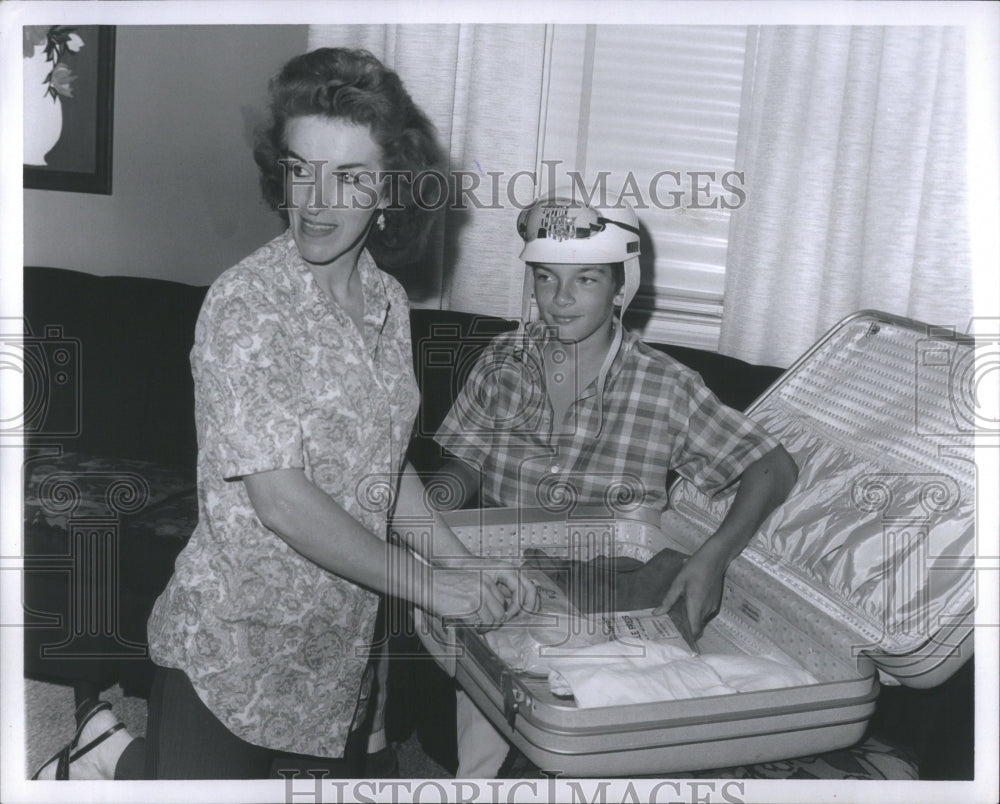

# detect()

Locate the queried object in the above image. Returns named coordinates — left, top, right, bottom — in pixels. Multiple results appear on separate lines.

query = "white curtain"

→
left=309, top=25, right=547, bottom=316
left=719, top=27, right=970, bottom=368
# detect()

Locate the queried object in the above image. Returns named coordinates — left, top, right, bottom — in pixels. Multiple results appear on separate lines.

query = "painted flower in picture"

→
left=23, top=25, right=84, bottom=100
left=23, top=25, right=85, bottom=165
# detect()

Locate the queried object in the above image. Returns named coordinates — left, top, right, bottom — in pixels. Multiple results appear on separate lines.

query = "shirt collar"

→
left=283, top=230, right=391, bottom=333
left=522, top=318, right=630, bottom=399
left=357, top=249, right=392, bottom=333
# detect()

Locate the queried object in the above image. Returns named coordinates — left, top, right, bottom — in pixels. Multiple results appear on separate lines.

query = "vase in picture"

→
left=23, top=43, right=64, bottom=166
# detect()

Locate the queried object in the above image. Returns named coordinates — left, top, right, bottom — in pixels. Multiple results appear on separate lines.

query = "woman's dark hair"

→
left=254, top=48, right=444, bottom=266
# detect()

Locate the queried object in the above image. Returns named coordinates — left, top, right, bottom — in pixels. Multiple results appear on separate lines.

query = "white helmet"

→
left=516, top=193, right=641, bottom=322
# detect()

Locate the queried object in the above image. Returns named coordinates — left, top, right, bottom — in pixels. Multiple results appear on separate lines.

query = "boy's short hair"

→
left=610, top=262, right=625, bottom=292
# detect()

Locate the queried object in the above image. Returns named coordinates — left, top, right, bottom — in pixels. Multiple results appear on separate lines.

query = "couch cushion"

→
left=23, top=450, right=195, bottom=532
left=651, top=343, right=784, bottom=411
left=22, top=450, right=197, bottom=693
left=23, top=266, right=208, bottom=469
left=23, top=449, right=196, bottom=594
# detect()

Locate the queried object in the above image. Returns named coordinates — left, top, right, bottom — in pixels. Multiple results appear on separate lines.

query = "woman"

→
left=33, top=47, right=530, bottom=782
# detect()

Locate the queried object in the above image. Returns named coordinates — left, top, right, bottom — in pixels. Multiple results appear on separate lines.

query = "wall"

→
left=23, top=25, right=309, bottom=286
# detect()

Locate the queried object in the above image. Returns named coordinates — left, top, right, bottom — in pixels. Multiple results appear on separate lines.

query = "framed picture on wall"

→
left=23, top=25, right=115, bottom=194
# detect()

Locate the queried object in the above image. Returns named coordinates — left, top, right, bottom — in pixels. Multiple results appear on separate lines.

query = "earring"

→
left=376, top=211, right=386, bottom=232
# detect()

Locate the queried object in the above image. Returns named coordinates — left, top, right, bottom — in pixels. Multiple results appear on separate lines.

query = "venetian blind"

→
left=539, top=25, right=748, bottom=349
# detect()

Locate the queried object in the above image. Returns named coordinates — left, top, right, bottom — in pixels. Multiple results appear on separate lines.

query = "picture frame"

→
left=23, top=26, right=116, bottom=195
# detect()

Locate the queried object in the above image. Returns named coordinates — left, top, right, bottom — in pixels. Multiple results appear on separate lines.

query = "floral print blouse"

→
left=147, top=231, right=419, bottom=757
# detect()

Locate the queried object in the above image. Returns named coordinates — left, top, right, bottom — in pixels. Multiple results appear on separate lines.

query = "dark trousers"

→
left=116, top=666, right=368, bottom=780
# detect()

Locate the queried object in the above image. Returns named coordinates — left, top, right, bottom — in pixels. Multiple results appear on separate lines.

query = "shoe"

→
left=73, top=696, right=98, bottom=728
left=32, top=700, right=131, bottom=780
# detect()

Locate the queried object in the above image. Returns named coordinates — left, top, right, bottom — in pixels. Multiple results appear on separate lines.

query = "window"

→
left=538, top=25, right=748, bottom=349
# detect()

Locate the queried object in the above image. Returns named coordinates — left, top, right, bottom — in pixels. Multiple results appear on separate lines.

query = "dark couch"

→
left=20, top=265, right=970, bottom=779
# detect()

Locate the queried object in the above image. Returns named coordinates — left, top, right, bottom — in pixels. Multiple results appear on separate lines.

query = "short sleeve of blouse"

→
left=193, top=281, right=303, bottom=481
left=670, top=369, right=779, bottom=496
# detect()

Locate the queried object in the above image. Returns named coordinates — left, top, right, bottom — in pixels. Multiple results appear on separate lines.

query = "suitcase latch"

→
left=501, top=671, right=524, bottom=729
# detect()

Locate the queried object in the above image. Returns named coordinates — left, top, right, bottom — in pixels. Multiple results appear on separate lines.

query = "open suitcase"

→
left=409, top=310, right=976, bottom=776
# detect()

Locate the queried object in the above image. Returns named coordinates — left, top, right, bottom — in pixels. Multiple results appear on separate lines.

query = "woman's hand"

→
left=429, top=565, right=513, bottom=631
left=430, top=562, right=539, bottom=633
left=653, top=542, right=728, bottom=638
left=484, top=561, right=539, bottom=621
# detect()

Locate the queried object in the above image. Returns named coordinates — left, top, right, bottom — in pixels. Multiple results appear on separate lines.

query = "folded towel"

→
left=484, top=569, right=613, bottom=675
left=485, top=552, right=819, bottom=707
left=547, top=642, right=818, bottom=708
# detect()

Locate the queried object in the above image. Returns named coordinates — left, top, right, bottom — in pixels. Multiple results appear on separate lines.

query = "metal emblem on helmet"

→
left=539, top=206, right=577, bottom=241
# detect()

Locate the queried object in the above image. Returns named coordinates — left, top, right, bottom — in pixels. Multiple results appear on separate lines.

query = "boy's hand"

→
left=653, top=542, right=728, bottom=638
left=653, top=445, right=798, bottom=635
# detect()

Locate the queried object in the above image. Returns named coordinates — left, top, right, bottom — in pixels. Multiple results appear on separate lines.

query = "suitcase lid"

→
left=667, top=310, right=977, bottom=686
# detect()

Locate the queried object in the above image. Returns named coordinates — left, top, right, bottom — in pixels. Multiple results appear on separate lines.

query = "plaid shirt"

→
left=435, top=322, right=780, bottom=511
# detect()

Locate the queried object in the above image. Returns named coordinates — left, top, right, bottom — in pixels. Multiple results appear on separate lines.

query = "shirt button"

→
left=550, top=465, right=560, bottom=474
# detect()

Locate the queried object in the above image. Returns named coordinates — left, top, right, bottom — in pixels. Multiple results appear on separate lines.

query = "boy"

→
left=432, top=193, right=798, bottom=778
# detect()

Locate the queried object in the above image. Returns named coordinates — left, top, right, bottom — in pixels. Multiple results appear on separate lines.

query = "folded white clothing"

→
left=484, top=568, right=613, bottom=675
left=483, top=567, right=818, bottom=707
left=484, top=608, right=612, bottom=675
left=699, top=652, right=819, bottom=693
left=547, top=641, right=818, bottom=708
